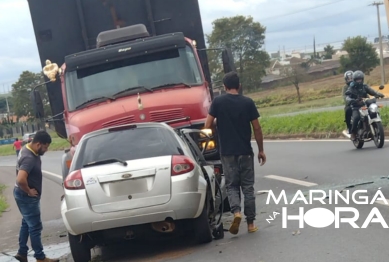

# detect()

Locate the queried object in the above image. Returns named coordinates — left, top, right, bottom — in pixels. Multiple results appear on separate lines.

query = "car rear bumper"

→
left=61, top=182, right=207, bottom=235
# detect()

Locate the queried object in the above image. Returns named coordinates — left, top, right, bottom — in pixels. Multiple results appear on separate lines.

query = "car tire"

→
left=68, top=233, right=91, bottom=262
left=193, top=197, right=213, bottom=244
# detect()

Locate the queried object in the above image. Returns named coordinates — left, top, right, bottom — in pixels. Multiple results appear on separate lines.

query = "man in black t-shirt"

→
left=13, top=130, right=59, bottom=262
left=205, top=71, right=266, bottom=235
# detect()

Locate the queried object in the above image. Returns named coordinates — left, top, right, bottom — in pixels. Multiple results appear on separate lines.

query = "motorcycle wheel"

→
left=353, top=138, right=364, bottom=149
left=373, top=122, right=385, bottom=148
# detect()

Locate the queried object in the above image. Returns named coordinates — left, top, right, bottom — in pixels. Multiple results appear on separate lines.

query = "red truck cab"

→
left=60, top=25, right=213, bottom=147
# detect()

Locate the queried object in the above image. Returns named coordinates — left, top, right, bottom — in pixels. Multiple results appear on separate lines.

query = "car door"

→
left=179, top=129, right=216, bottom=205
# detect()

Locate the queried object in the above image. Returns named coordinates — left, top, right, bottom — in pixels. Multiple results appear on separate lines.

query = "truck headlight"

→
left=200, top=129, right=215, bottom=150
left=202, top=140, right=216, bottom=150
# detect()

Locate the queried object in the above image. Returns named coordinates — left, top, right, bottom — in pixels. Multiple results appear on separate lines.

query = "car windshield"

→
left=72, top=126, right=184, bottom=170
left=65, top=45, right=203, bottom=111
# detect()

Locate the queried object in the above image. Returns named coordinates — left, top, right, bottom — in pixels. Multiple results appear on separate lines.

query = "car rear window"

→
left=73, top=126, right=184, bottom=169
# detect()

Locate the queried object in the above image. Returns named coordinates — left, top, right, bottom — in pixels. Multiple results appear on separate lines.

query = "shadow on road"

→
left=92, top=236, right=204, bottom=262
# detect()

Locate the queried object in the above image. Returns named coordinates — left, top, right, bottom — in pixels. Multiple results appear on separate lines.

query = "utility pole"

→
left=5, top=96, right=10, bottom=116
left=370, top=2, right=385, bottom=86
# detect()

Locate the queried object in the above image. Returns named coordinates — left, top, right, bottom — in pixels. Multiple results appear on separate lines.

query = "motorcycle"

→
left=349, top=96, right=385, bottom=149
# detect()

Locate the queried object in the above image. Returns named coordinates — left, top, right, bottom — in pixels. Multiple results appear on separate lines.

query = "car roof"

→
left=80, top=122, right=175, bottom=141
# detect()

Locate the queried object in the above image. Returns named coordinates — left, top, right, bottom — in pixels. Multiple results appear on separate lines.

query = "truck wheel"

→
left=68, top=233, right=91, bottom=262
left=193, top=197, right=213, bottom=244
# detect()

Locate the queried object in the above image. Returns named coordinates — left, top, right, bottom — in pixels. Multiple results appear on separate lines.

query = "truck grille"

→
left=150, top=108, right=184, bottom=122
left=101, top=115, right=135, bottom=128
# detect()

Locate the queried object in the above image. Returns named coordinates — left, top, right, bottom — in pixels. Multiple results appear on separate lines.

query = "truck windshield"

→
left=65, top=45, right=203, bottom=111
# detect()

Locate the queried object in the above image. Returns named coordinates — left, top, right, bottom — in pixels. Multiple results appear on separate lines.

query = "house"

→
left=291, top=51, right=302, bottom=59
left=266, top=60, right=284, bottom=75
left=289, top=57, right=305, bottom=65
left=332, top=50, right=348, bottom=60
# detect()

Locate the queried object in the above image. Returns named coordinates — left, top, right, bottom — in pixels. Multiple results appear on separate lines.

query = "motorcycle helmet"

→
left=344, top=70, right=353, bottom=84
left=352, top=70, right=364, bottom=88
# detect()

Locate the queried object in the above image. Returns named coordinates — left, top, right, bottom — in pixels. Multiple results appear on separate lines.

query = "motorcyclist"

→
left=342, top=70, right=353, bottom=133
left=345, top=70, right=385, bottom=140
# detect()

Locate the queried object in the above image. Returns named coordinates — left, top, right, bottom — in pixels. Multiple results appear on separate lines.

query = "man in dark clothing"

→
left=13, top=130, right=59, bottom=262
left=205, top=71, right=266, bottom=235
left=342, top=70, right=353, bottom=133
left=345, top=70, right=385, bottom=140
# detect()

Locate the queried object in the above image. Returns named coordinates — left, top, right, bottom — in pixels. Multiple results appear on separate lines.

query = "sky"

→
left=0, top=0, right=388, bottom=93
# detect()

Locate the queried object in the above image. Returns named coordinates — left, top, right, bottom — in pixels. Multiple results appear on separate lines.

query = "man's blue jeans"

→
left=13, top=187, right=45, bottom=260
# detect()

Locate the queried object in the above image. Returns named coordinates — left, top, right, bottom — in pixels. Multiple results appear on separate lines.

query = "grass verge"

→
left=260, top=106, right=389, bottom=136
left=258, top=96, right=344, bottom=116
left=0, top=184, right=9, bottom=217
left=246, top=63, right=389, bottom=112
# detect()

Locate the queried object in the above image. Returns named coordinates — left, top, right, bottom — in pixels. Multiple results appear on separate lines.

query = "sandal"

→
left=248, top=226, right=259, bottom=233
left=229, top=213, right=242, bottom=235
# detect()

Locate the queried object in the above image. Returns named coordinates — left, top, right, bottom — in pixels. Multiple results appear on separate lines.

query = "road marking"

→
left=43, top=170, right=62, bottom=179
left=254, top=140, right=351, bottom=143
left=264, top=175, right=318, bottom=187
left=255, top=139, right=389, bottom=143
left=375, top=199, right=389, bottom=206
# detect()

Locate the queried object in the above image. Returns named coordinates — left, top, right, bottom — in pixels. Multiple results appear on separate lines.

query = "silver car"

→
left=61, top=122, right=227, bottom=262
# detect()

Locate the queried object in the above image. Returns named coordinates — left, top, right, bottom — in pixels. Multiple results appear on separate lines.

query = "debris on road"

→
left=344, top=181, right=374, bottom=188
left=256, top=190, right=269, bottom=195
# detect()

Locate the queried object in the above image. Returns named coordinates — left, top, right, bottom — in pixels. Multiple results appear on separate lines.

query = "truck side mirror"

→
left=222, top=48, right=236, bottom=73
left=30, top=90, right=45, bottom=119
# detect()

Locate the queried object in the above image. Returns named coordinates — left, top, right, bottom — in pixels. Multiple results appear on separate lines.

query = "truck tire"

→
left=68, top=233, right=91, bottom=262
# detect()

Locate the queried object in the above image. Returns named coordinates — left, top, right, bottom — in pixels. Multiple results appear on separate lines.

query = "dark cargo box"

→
left=27, top=0, right=210, bottom=137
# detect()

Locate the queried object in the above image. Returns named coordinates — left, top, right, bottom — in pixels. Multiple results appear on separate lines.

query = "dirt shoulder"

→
left=0, top=167, right=68, bottom=255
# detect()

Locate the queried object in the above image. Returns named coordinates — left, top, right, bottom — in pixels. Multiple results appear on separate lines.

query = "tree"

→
left=11, top=71, right=52, bottom=120
left=323, top=44, right=335, bottom=59
left=206, top=15, right=270, bottom=92
left=281, top=63, right=310, bottom=104
left=340, top=36, right=380, bottom=74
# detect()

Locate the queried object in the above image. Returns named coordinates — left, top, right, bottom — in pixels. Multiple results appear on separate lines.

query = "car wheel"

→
left=193, top=197, right=213, bottom=244
left=68, top=233, right=92, bottom=262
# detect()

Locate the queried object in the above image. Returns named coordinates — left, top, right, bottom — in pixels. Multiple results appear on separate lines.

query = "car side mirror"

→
left=30, top=90, right=45, bottom=118
left=222, top=48, right=236, bottom=74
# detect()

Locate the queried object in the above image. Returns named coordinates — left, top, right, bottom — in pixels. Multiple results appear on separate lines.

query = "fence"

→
left=1, top=121, right=55, bottom=139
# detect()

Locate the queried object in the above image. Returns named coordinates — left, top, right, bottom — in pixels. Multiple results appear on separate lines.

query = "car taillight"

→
left=64, top=170, right=85, bottom=190
left=171, top=155, right=195, bottom=176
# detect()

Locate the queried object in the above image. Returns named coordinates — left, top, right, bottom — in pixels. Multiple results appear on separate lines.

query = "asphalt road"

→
left=1, top=140, right=389, bottom=261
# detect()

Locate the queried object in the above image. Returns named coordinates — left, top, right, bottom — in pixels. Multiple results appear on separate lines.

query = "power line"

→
left=266, top=3, right=369, bottom=34
left=261, top=0, right=350, bottom=21
left=266, top=33, right=383, bottom=53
